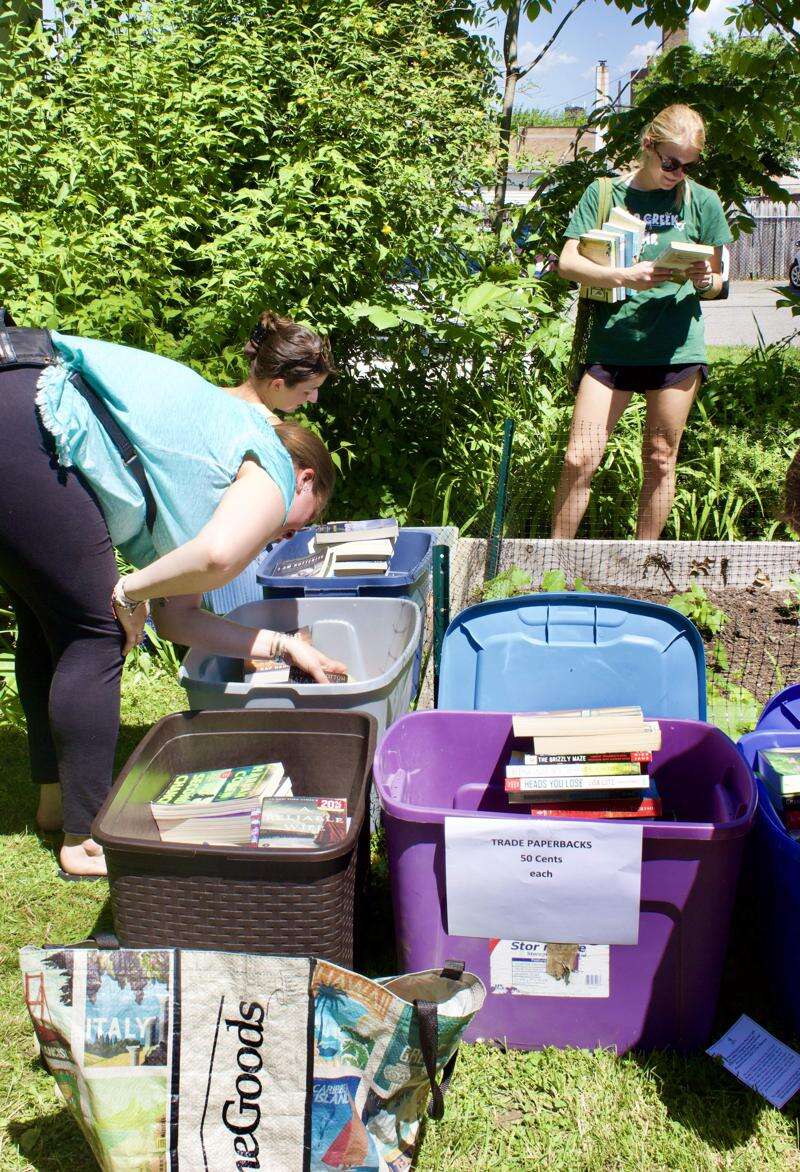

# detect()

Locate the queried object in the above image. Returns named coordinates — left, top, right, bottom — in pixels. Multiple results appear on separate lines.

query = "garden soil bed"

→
left=586, top=583, right=800, bottom=707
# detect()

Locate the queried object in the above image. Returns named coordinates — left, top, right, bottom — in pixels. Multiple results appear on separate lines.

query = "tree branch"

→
left=517, top=0, right=591, bottom=80
left=748, top=0, right=800, bottom=49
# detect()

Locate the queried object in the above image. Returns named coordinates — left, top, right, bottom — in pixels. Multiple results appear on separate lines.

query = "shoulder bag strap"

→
left=596, top=176, right=613, bottom=228
left=69, top=371, right=158, bottom=534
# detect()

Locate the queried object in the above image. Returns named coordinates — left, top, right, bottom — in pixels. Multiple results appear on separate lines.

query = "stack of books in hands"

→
left=242, top=626, right=350, bottom=686
left=151, top=763, right=351, bottom=849
left=272, top=518, right=399, bottom=580
left=506, top=705, right=662, bottom=819
left=578, top=207, right=646, bottom=304
left=756, top=748, right=800, bottom=839
left=151, top=762, right=291, bottom=845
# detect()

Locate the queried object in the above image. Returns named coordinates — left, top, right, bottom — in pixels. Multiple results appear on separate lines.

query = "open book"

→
left=652, top=240, right=714, bottom=274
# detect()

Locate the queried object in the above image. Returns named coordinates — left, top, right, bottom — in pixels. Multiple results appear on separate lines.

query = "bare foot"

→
left=36, top=783, right=63, bottom=833
left=60, top=835, right=107, bottom=878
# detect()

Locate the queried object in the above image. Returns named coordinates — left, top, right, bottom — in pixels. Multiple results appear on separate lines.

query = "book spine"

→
left=505, top=775, right=651, bottom=793
left=523, top=751, right=652, bottom=765
left=526, top=799, right=661, bottom=820
left=506, top=761, right=644, bottom=779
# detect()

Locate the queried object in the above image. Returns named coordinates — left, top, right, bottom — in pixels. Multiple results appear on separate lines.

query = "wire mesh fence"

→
left=417, top=420, right=800, bottom=743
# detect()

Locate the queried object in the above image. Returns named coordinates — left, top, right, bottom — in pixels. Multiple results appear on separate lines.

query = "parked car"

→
left=790, top=241, right=800, bottom=291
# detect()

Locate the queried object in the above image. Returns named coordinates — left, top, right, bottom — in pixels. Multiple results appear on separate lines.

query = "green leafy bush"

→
left=669, top=582, right=728, bottom=637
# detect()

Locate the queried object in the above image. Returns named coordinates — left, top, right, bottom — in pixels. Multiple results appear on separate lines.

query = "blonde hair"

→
left=640, top=104, right=706, bottom=206
left=642, top=104, right=706, bottom=154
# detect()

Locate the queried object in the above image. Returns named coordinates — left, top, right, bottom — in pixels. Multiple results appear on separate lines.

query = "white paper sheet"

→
left=707, top=1015, right=800, bottom=1109
left=444, top=816, right=643, bottom=945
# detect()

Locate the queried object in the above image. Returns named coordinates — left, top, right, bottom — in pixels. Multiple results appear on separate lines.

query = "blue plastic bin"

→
left=754, top=683, right=800, bottom=732
left=738, top=710, right=800, bottom=1037
left=437, top=591, right=707, bottom=718
left=258, top=527, right=433, bottom=690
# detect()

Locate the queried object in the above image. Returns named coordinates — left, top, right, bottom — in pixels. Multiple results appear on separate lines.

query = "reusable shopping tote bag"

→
left=19, top=940, right=485, bottom=1172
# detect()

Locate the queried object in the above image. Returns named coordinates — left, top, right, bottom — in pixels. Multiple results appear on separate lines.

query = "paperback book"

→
left=314, top=518, right=399, bottom=545
left=524, top=793, right=662, bottom=820
left=254, top=797, right=348, bottom=848
left=504, top=773, right=651, bottom=795
left=756, top=748, right=800, bottom=798
left=653, top=240, right=714, bottom=274
left=507, top=752, right=644, bottom=779
left=151, top=762, right=287, bottom=819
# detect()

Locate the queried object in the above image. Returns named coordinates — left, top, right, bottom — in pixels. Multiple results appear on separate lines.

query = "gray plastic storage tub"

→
left=179, top=597, right=421, bottom=745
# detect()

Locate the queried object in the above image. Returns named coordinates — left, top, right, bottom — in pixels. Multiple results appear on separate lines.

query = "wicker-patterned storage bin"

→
left=92, top=709, right=375, bottom=968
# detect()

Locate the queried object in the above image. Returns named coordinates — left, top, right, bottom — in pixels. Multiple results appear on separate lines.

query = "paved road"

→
left=702, top=280, right=800, bottom=348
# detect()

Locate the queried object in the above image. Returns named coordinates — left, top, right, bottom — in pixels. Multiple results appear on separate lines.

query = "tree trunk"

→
left=492, top=0, right=521, bottom=232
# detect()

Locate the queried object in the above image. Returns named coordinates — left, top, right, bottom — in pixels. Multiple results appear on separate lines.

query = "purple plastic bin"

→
left=374, top=711, right=756, bottom=1053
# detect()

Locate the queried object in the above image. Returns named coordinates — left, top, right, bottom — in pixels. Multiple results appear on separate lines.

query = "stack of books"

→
left=242, top=626, right=350, bottom=685
left=150, top=763, right=351, bottom=849
left=506, top=705, right=662, bottom=819
left=756, top=748, right=800, bottom=839
left=272, top=518, right=399, bottom=579
left=578, top=207, right=646, bottom=304
left=151, top=762, right=291, bottom=845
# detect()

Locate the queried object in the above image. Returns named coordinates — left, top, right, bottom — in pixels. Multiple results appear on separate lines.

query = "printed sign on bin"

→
left=444, top=817, right=643, bottom=945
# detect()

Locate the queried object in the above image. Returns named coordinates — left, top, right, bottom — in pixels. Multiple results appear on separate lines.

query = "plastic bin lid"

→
left=257, top=527, right=433, bottom=592
left=755, top=683, right=800, bottom=732
left=437, top=591, right=706, bottom=718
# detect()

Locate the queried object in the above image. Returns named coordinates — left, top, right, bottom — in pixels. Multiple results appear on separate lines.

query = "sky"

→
left=481, top=0, right=738, bottom=114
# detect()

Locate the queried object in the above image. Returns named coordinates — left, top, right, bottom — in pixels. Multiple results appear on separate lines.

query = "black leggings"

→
left=0, top=366, right=123, bottom=835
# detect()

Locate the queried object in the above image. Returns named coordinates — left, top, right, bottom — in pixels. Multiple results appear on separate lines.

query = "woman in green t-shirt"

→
left=552, top=104, right=732, bottom=540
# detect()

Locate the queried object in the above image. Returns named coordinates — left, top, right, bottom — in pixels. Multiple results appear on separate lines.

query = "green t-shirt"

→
left=564, top=178, right=733, bottom=366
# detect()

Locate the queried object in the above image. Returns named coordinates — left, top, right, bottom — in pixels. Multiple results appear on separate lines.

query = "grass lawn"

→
left=1, top=670, right=800, bottom=1170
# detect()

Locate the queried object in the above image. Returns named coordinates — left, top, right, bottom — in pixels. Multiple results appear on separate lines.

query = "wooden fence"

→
left=729, top=198, right=800, bottom=280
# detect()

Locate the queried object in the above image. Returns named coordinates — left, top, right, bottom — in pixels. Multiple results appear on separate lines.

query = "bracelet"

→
left=112, top=577, right=145, bottom=613
left=270, top=631, right=288, bottom=659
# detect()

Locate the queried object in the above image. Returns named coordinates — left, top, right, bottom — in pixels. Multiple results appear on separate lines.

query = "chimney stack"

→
left=594, top=60, right=610, bottom=152
left=661, top=25, right=689, bottom=54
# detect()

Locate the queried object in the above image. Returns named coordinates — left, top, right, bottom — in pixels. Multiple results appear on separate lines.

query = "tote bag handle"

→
left=413, top=958, right=465, bottom=1121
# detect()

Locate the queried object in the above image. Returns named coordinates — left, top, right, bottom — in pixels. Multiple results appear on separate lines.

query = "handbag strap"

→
left=413, top=959, right=467, bottom=1121
left=69, top=370, right=158, bottom=534
left=414, top=998, right=447, bottom=1120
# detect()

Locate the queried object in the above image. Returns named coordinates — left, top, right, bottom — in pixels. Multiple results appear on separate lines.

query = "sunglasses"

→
left=653, top=143, right=700, bottom=175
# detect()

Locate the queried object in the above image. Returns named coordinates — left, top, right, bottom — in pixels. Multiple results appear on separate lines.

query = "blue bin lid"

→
left=755, top=684, right=800, bottom=732
left=257, top=527, right=433, bottom=593
left=438, top=591, right=706, bottom=718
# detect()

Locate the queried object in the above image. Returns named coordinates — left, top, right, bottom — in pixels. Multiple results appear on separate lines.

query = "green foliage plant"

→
left=480, top=566, right=532, bottom=602
left=780, top=573, right=800, bottom=622
left=669, top=582, right=728, bottom=638
left=540, top=569, right=589, bottom=592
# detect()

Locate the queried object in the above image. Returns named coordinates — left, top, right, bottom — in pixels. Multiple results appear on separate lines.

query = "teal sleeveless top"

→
left=35, top=333, right=295, bottom=568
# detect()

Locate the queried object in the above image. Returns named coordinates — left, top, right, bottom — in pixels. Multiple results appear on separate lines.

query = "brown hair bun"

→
left=245, top=311, right=335, bottom=386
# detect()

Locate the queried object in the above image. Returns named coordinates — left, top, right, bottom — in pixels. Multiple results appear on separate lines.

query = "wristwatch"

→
left=695, top=272, right=714, bottom=292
